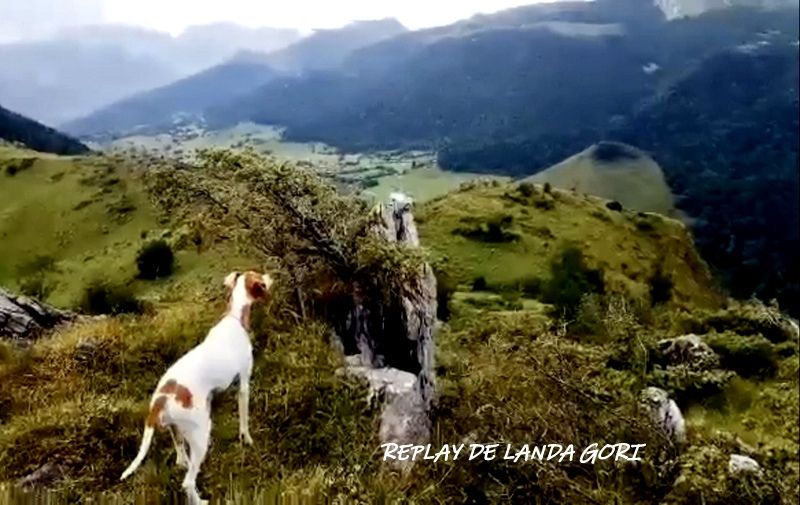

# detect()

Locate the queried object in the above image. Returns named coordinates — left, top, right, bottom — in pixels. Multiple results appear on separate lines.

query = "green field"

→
left=100, top=122, right=501, bottom=203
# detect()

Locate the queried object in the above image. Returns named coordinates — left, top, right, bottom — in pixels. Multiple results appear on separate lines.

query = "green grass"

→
left=0, top=149, right=247, bottom=308
left=418, top=180, right=721, bottom=309
left=0, top=148, right=796, bottom=504
left=523, top=143, right=677, bottom=217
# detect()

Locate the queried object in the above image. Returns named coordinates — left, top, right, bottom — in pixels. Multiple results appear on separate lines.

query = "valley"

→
left=95, top=122, right=507, bottom=203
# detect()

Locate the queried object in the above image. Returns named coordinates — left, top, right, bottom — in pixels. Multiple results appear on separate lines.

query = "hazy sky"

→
left=0, top=0, right=557, bottom=41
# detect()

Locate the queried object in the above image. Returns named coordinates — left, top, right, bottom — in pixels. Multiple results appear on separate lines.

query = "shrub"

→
left=704, top=331, right=778, bottom=379
left=517, top=182, right=535, bottom=197
left=542, top=247, right=605, bottom=319
left=606, top=201, right=623, bottom=212
left=136, top=240, right=175, bottom=280
left=434, top=268, right=456, bottom=321
left=649, top=266, right=674, bottom=305
left=543, top=182, right=552, bottom=193
left=472, top=276, right=488, bottom=291
left=79, top=281, right=144, bottom=315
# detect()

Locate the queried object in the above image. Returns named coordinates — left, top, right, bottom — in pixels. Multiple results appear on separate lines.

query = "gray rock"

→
left=16, top=463, right=65, bottom=489
left=335, top=194, right=437, bottom=469
left=657, top=334, right=720, bottom=370
left=0, top=289, right=75, bottom=341
left=640, top=387, right=686, bottom=445
left=729, top=454, right=762, bottom=475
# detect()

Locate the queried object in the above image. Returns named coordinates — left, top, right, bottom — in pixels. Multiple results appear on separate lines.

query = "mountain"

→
left=62, top=59, right=277, bottom=139
left=65, top=19, right=408, bottom=138
left=0, top=104, right=89, bottom=155
left=207, top=3, right=797, bottom=157
left=0, top=24, right=300, bottom=126
left=207, top=1, right=666, bottom=148
left=262, top=18, right=408, bottom=73
left=615, top=44, right=799, bottom=313
left=521, top=142, right=677, bottom=216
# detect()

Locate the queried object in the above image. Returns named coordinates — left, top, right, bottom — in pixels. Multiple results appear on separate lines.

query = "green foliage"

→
left=0, top=105, right=89, bottom=155
left=542, top=246, right=605, bottom=320
left=704, top=332, right=778, bottom=379
left=649, top=263, right=674, bottom=306
left=453, top=214, right=520, bottom=243
left=3, top=157, right=35, bottom=176
left=471, top=275, right=488, bottom=291
left=647, top=366, right=735, bottom=407
left=136, top=240, right=175, bottom=280
left=79, top=280, right=144, bottom=316
left=15, top=255, right=58, bottom=301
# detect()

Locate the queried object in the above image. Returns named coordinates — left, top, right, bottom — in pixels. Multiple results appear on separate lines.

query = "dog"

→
left=120, top=271, right=272, bottom=504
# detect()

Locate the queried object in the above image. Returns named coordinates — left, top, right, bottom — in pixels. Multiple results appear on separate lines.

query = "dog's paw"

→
left=240, top=432, right=254, bottom=445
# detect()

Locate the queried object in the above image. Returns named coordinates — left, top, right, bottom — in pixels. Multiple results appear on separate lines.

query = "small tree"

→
left=542, top=246, right=605, bottom=320
left=136, top=240, right=175, bottom=280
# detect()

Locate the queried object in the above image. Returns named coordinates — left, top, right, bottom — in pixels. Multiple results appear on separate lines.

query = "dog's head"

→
left=224, top=271, right=273, bottom=303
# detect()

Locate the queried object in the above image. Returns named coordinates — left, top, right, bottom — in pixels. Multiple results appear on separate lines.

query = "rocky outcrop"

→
left=16, top=462, right=65, bottom=489
left=657, top=334, right=720, bottom=371
left=0, top=288, right=75, bottom=340
left=640, top=386, right=686, bottom=445
left=337, top=193, right=437, bottom=471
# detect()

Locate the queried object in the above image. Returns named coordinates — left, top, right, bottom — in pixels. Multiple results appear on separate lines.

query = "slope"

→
left=62, top=60, right=277, bottom=139
left=615, top=43, right=800, bottom=313
left=0, top=105, right=88, bottom=155
left=417, top=180, right=719, bottom=309
left=66, top=19, right=408, bottom=138
left=0, top=146, right=239, bottom=308
left=522, top=142, right=677, bottom=216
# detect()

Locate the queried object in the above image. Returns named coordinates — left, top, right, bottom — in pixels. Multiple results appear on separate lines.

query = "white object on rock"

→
left=641, top=386, right=686, bottom=444
left=729, top=454, right=762, bottom=475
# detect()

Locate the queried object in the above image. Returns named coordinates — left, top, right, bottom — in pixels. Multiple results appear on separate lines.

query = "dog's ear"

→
left=223, top=272, right=239, bottom=290
left=262, top=273, right=274, bottom=291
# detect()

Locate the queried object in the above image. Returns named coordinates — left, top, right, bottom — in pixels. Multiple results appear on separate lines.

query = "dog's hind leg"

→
left=168, top=425, right=189, bottom=468
left=182, top=414, right=211, bottom=505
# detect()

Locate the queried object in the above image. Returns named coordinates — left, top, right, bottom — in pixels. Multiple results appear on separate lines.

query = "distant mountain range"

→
left=0, top=23, right=301, bottom=125
left=62, top=19, right=408, bottom=138
left=0, top=105, right=88, bottom=155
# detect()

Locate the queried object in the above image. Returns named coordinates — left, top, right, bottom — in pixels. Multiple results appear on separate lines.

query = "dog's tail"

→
left=120, top=426, right=155, bottom=480
left=121, top=396, right=166, bottom=480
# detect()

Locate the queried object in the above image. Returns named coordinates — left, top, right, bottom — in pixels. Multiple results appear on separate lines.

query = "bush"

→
left=136, top=240, right=175, bottom=280
left=649, top=266, right=674, bottom=305
left=704, top=331, right=778, bottom=379
left=434, top=268, right=456, bottom=321
left=543, top=182, right=552, bottom=193
left=542, top=247, right=605, bottom=319
left=79, top=281, right=144, bottom=315
left=517, top=182, right=535, bottom=197
left=606, top=201, right=623, bottom=212
left=472, top=276, right=488, bottom=291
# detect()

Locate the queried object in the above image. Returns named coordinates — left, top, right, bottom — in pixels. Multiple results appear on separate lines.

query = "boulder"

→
left=0, top=288, right=75, bottom=341
left=728, top=454, right=762, bottom=475
left=657, top=334, right=720, bottom=371
left=640, top=386, right=686, bottom=445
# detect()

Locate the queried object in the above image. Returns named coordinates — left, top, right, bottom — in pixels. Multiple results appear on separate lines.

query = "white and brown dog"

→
left=120, top=271, right=272, bottom=504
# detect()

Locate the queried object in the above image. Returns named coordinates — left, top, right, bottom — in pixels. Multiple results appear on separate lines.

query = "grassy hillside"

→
left=418, top=180, right=719, bottom=309
left=0, top=151, right=797, bottom=504
left=522, top=142, right=677, bottom=217
left=0, top=146, right=242, bottom=308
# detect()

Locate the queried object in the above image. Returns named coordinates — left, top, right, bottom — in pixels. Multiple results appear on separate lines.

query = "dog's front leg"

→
left=238, top=367, right=253, bottom=445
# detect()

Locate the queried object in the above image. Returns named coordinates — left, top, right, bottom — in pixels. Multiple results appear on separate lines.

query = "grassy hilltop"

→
left=0, top=148, right=797, bottom=504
